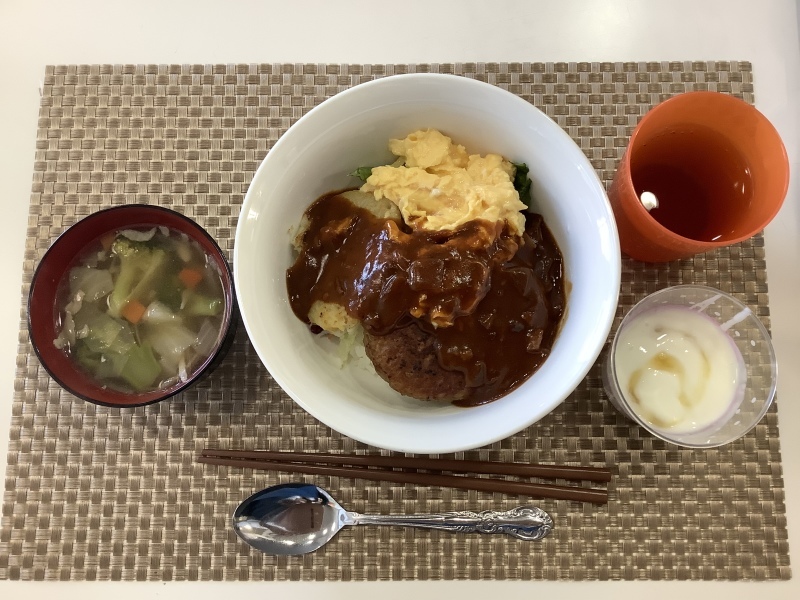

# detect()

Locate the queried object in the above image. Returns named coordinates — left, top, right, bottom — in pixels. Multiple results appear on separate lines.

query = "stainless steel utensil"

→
left=233, top=482, right=553, bottom=555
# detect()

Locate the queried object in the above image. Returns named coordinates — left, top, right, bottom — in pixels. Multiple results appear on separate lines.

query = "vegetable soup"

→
left=53, top=226, right=226, bottom=393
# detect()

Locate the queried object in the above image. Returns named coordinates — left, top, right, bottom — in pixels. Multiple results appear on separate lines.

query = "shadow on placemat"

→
left=0, top=61, right=790, bottom=582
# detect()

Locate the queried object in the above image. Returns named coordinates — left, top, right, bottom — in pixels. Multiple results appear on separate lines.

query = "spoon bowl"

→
left=233, top=482, right=554, bottom=556
left=233, top=482, right=348, bottom=555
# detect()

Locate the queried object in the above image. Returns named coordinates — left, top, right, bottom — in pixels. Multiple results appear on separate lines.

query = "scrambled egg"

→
left=361, top=129, right=527, bottom=236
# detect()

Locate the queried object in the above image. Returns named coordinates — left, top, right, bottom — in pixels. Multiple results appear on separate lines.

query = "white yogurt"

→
left=613, top=305, right=746, bottom=433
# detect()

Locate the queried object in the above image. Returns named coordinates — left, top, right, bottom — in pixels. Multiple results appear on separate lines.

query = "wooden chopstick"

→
left=198, top=450, right=610, bottom=504
left=200, top=449, right=612, bottom=482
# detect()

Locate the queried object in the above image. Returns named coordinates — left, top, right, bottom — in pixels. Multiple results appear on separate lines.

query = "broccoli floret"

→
left=108, top=235, right=168, bottom=317
left=110, top=235, right=146, bottom=258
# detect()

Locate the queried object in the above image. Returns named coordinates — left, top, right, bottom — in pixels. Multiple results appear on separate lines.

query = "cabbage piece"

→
left=75, top=339, right=102, bottom=371
left=69, top=267, right=114, bottom=302
left=65, top=291, right=85, bottom=316
left=118, top=343, right=161, bottom=391
left=177, top=355, right=188, bottom=382
left=53, top=291, right=86, bottom=350
left=172, top=236, right=193, bottom=263
left=53, top=311, right=76, bottom=350
left=72, top=302, right=102, bottom=330
left=74, top=308, right=136, bottom=355
left=74, top=333, right=160, bottom=392
left=142, top=301, right=182, bottom=324
left=193, top=318, right=219, bottom=357
left=73, top=337, right=122, bottom=378
left=183, top=292, right=223, bottom=317
left=79, top=312, right=136, bottom=354
left=144, top=322, right=197, bottom=370
left=119, top=228, right=156, bottom=242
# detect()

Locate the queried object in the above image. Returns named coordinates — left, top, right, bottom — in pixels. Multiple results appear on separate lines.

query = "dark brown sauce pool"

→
left=286, top=191, right=565, bottom=406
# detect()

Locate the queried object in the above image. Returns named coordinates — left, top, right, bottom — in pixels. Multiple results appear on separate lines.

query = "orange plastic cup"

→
left=608, top=91, right=789, bottom=262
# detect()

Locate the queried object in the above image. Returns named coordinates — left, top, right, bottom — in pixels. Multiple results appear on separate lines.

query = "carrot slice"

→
left=120, top=299, right=147, bottom=324
left=100, top=232, right=117, bottom=251
left=178, top=267, right=204, bottom=289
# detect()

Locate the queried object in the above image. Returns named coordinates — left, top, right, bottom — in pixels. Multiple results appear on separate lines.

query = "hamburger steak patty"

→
left=363, top=324, right=467, bottom=402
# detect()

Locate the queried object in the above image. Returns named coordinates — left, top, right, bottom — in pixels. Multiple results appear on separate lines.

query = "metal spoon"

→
left=232, top=482, right=554, bottom=555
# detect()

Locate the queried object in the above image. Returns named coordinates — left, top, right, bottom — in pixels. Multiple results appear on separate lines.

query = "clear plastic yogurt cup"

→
left=601, top=285, right=777, bottom=448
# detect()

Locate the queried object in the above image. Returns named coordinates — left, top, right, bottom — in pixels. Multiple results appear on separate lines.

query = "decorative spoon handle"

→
left=348, top=506, right=553, bottom=540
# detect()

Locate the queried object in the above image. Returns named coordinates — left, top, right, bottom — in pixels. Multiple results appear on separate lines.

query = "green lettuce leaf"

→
left=350, top=166, right=373, bottom=183
left=512, top=162, right=532, bottom=207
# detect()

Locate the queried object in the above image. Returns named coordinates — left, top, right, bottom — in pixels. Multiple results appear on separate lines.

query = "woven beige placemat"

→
left=0, top=62, right=790, bottom=581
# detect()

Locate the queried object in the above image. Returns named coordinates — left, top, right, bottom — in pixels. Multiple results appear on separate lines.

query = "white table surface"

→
left=1, top=0, right=798, bottom=598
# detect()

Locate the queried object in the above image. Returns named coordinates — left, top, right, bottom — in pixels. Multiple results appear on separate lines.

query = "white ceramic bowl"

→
left=235, top=74, right=621, bottom=453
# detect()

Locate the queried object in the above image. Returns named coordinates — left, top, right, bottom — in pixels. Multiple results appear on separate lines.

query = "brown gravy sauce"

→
left=286, top=191, right=565, bottom=406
